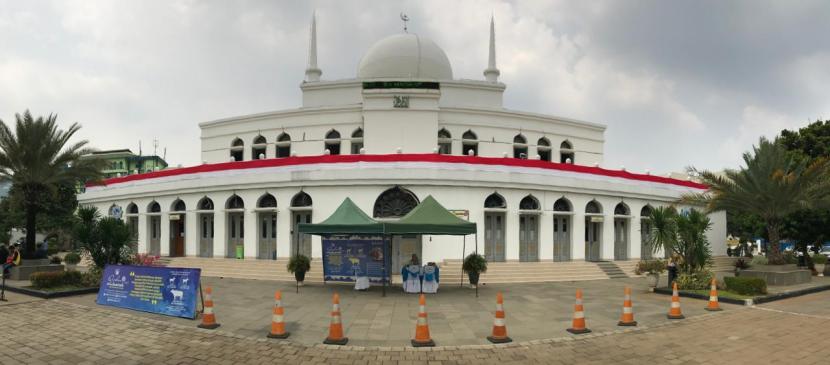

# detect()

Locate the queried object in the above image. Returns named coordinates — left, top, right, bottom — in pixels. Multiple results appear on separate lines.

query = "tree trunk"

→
left=25, top=202, right=37, bottom=257
left=767, top=224, right=785, bottom=265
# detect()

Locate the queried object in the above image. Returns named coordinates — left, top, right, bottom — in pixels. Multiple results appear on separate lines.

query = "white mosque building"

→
left=79, top=16, right=726, bottom=271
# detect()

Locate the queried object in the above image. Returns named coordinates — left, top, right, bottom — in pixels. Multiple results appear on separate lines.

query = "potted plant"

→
left=287, top=254, right=311, bottom=286
left=64, top=252, right=81, bottom=271
left=634, top=259, right=666, bottom=288
left=462, top=253, right=488, bottom=288
left=812, top=254, right=827, bottom=276
left=734, top=258, right=750, bottom=275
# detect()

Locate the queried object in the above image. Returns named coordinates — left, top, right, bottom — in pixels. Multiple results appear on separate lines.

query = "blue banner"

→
left=322, top=236, right=389, bottom=284
left=96, top=264, right=202, bottom=319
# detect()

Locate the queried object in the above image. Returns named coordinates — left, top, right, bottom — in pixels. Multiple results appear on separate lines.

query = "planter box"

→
left=740, top=264, right=811, bottom=286
left=9, top=262, right=65, bottom=281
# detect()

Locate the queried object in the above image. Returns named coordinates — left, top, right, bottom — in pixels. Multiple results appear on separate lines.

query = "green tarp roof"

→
left=297, top=196, right=477, bottom=236
left=297, top=197, right=383, bottom=234
left=384, top=195, right=477, bottom=235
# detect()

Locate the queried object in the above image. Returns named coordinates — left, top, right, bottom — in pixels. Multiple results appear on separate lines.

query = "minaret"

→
left=304, top=12, right=322, bottom=82
left=483, top=15, right=500, bottom=82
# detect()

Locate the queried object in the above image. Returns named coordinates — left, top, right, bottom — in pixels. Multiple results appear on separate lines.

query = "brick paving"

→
left=1, top=290, right=829, bottom=364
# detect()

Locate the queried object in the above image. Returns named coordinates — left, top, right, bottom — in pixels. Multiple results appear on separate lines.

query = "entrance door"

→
left=584, top=218, right=601, bottom=261
left=199, top=214, right=214, bottom=257
left=519, top=214, right=539, bottom=261
left=484, top=212, right=505, bottom=262
left=227, top=212, right=244, bottom=258
left=292, top=211, right=312, bottom=257
left=128, top=216, right=139, bottom=251
left=614, top=218, right=628, bottom=260
left=640, top=219, right=652, bottom=259
left=553, top=215, right=571, bottom=261
left=170, top=216, right=185, bottom=257
left=392, top=235, right=422, bottom=272
left=149, top=216, right=161, bottom=256
left=259, top=213, right=277, bottom=259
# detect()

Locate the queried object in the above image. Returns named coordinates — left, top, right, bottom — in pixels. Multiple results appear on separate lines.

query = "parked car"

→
left=820, top=247, right=830, bottom=258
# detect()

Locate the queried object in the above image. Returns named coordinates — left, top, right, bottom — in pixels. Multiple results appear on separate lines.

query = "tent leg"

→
left=475, top=233, right=479, bottom=298
left=461, top=236, right=466, bottom=288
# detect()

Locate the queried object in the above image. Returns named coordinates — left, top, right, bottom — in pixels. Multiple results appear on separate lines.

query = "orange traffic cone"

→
left=198, top=286, right=220, bottom=329
left=705, top=278, right=722, bottom=311
left=667, top=282, right=685, bottom=319
left=267, top=290, right=290, bottom=339
left=487, top=292, right=512, bottom=343
left=323, top=293, right=348, bottom=345
left=618, top=286, right=637, bottom=326
left=411, top=294, right=435, bottom=347
left=566, top=289, right=591, bottom=334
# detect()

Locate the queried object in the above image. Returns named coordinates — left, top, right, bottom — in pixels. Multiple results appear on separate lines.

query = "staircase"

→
left=711, top=256, right=738, bottom=272
left=438, top=260, right=621, bottom=284
left=164, top=257, right=325, bottom=283
left=594, top=261, right=629, bottom=279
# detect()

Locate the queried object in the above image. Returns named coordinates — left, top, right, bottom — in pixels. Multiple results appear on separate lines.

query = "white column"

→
left=244, top=209, right=257, bottom=259
left=630, top=216, right=642, bottom=260
left=185, top=210, right=198, bottom=257
left=505, top=207, right=520, bottom=261
left=572, top=212, right=586, bottom=261
left=160, top=212, right=171, bottom=257
left=601, top=213, right=615, bottom=261
left=275, top=190, right=293, bottom=259
left=209, top=192, right=228, bottom=258
left=137, top=214, right=148, bottom=253
left=539, top=210, right=554, bottom=261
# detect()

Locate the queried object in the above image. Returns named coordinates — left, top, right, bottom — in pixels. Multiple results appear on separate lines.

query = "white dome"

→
left=357, top=34, right=453, bottom=80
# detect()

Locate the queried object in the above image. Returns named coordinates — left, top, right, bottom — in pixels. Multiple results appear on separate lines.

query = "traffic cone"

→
left=267, top=290, right=290, bottom=339
left=198, top=286, right=220, bottom=329
left=323, top=293, right=348, bottom=345
left=705, top=278, right=722, bottom=311
left=566, top=289, right=591, bottom=334
left=667, top=282, right=685, bottom=319
left=411, top=294, right=435, bottom=347
left=617, top=286, right=637, bottom=326
left=487, top=292, right=512, bottom=343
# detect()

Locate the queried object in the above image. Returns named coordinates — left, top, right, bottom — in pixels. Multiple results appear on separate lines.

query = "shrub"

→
left=750, top=256, right=768, bottom=266
left=462, top=253, right=488, bottom=274
left=676, top=270, right=714, bottom=290
left=634, top=259, right=666, bottom=275
left=813, top=254, right=828, bottom=265
left=287, top=255, right=311, bottom=273
left=725, top=276, right=767, bottom=295
left=49, top=255, right=62, bottom=264
left=64, top=252, right=81, bottom=265
left=783, top=251, right=798, bottom=264
left=30, top=270, right=84, bottom=289
left=81, top=267, right=102, bottom=287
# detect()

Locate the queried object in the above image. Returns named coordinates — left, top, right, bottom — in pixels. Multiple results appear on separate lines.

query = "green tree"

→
left=0, top=111, right=103, bottom=256
left=648, top=206, right=713, bottom=274
left=74, top=206, right=134, bottom=269
left=685, top=137, right=830, bottom=264
left=779, top=120, right=830, bottom=160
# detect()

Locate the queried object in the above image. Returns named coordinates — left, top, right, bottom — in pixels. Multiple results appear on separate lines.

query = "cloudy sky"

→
left=1, top=0, right=828, bottom=173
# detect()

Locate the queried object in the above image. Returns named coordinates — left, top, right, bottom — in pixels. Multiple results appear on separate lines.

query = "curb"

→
left=653, top=284, right=830, bottom=306
left=2, top=284, right=99, bottom=299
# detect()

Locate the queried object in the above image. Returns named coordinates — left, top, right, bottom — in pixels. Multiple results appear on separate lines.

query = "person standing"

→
left=666, top=256, right=678, bottom=288
left=3, top=244, right=21, bottom=277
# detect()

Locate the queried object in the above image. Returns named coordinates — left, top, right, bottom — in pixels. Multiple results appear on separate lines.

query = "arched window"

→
left=291, top=192, right=313, bottom=207
left=519, top=195, right=539, bottom=210
left=484, top=193, right=506, bottom=208
left=462, top=130, right=478, bottom=156
left=640, top=205, right=653, bottom=217
left=373, top=186, right=419, bottom=218
left=230, top=138, right=244, bottom=162
left=198, top=197, right=214, bottom=210
left=553, top=198, right=572, bottom=212
left=437, top=128, right=452, bottom=155
left=325, top=130, right=341, bottom=155
left=148, top=201, right=161, bottom=213
left=351, top=128, right=364, bottom=154
left=513, top=134, right=528, bottom=159
left=258, top=193, right=277, bottom=208
left=126, top=203, right=138, bottom=215
left=226, top=195, right=245, bottom=210
left=252, top=135, right=267, bottom=160
left=172, top=199, right=186, bottom=212
left=276, top=133, right=291, bottom=158
left=560, top=140, right=574, bottom=164
left=585, top=200, right=602, bottom=214
left=614, top=203, right=630, bottom=216
left=537, top=137, right=552, bottom=162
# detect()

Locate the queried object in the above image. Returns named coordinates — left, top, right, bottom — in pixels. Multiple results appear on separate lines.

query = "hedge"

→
left=725, top=276, right=767, bottom=296
left=30, top=271, right=84, bottom=289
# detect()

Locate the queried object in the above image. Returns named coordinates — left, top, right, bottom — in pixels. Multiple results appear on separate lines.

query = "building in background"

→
left=81, top=149, right=169, bottom=179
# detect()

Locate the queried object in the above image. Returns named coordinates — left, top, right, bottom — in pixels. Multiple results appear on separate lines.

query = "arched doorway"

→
left=252, top=135, right=267, bottom=160
left=513, top=134, right=528, bottom=159
left=640, top=205, right=653, bottom=260
left=518, top=195, right=540, bottom=261
left=437, top=129, right=452, bottom=154
left=147, top=201, right=161, bottom=256
left=614, top=203, right=630, bottom=260
left=257, top=193, right=278, bottom=260
left=560, top=140, right=574, bottom=164
left=126, top=203, right=139, bottom=250
left=197, top=197, right=214, bottom=257
left=584, top=200, right=603, bottom=261
left=374, top=186, right=420, bottom=271
left=325, top=130, right=341, bottom=155
left=276, top=133, right=291, bottom=158
left=291, top=192, right=313, bottom=257
left=226, top=195, right=245, bottom=258
left=538, top=137, right=552, bottom=162
left=484, top=193, right=506, bottom=262
left=230, top=138, right=244, bottom=161
left=462, top=130, right=478, bottom=156
left=169, top=199, right=186, bottom=257
left=553, top=198, right=572, bottom=261
left=351, top=128, right=364, bottom=154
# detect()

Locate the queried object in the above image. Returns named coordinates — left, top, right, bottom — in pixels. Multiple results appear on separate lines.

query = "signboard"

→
left=449, top=209, right=469, bottom=220
left=96, top=264, right=201, bottom=319
left=322, top=236, right=390, bottom=284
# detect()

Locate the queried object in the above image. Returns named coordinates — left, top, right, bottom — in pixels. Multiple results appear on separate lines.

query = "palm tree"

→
left=684, top=137, right=830, bottom=264
left=648, top=206, right=712, bottom=274
left=0, top=111, right=103, bottom=256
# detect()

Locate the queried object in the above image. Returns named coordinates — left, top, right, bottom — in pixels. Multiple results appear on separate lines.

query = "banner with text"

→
left=322, top=236, right=389, bottom=284
left=96, top=264, right=201, bottom=319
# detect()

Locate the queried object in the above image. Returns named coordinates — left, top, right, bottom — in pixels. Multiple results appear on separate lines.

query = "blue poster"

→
left=96, top=264, right=202, bottom=319
left=322, top=235, right=389, bottom=284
